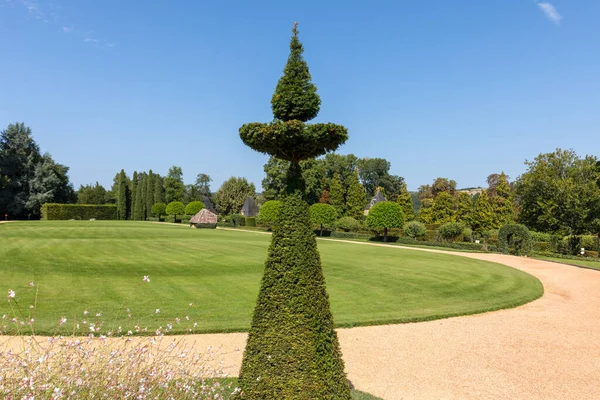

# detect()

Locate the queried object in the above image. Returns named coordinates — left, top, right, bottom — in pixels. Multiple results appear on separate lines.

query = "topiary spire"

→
left=237, top=23, right=351, bottom=399
left=271, top=22, right=321, bottom=122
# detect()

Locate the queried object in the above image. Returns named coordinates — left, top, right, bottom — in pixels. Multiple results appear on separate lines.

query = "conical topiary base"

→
left=238, top=190, right=352, bottom=399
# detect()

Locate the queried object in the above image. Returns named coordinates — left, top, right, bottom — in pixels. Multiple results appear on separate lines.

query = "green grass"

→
left=0, top=221, right=543, bottom=335
left=533, top=255, right=600, bottom=271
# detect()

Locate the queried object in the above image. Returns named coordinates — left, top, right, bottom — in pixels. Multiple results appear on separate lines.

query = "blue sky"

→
left=1, top=1, right=598, bottom=192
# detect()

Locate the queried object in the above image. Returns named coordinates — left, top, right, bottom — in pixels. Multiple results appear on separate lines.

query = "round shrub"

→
left=258, top=200, right=282, bottom=228
left=184, top=201, right=205, bottom=216
left=246, top=216, right=257, bottom=227
left=403, top=221, right=426, bottom=239
left=165, top=202, right=185, bottom=218
left=366, top=201, right=405, bottom=242
left=309, top=203, right=337, bottom=236
left=336, top=216, right=361, bottom=232
left=151, top=203, right=166, bottom=218
left=437, top=222, right=465, bottom=242
left=498, top=224, right=532, bottom=256
left=231, top=214, right=245, bottom=227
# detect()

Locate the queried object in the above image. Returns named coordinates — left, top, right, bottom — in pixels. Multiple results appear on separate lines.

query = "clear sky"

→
left=1, top=1, right=598, bottom=192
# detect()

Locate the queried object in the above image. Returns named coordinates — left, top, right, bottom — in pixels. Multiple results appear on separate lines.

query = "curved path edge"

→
left=3, top=224, right=600, bottom=399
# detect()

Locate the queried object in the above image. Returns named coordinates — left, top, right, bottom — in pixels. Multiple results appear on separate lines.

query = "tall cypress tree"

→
left=117, top=169, right=129, bottom=220
left=130, top=172, right=138, bottom=220
left=134, top=175, right=144, bottom=220
left=472, top=190, right=495, bottom=232
left=456, top=192, right=473, bottom=224
left=154, top=175, right=165, bottom=205
left=329, top=172, right=345, bottom=217
left=238, top=23, right=351, bottom=399
left=345, top=169, right=366, bottom=220
left=145, top=170, right=155, bottom=219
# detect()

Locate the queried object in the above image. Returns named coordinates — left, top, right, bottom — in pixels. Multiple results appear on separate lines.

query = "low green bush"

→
left=231, top=214, right=245, bottom=227
left=336, top=216, right=361, bottom=232
left=245, top=217, right=257, bottom=227
left=438, top=222, right=465, bottom=242
left=498, top=224, right=532, bottom=256
left=402, top=221, right=426, bottom=239
left=330, top=231, right=372, bottom=240
left=462, top=227, right=473, bottom=242
left=41, top=204, right=117, bottom=220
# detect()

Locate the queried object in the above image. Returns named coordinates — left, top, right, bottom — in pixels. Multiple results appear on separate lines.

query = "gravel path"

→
left=2, top=224, right=599, bottom=399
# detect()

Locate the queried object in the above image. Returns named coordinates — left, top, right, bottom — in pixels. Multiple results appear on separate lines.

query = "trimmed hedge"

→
left=41, top=204, right=117, bottom=220
left=498, top=224, right=532, bottom=256
left=231, top=214, right=245, bottom=227
left=245, top=217, right=256, bottom=227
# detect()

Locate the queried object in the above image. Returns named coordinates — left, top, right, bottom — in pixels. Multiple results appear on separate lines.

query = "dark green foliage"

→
left=154, top=175, right=165, bottom=204
left=271, top=23, right=321, bottom=122
left=336, top=216, right=361, bottom=232
left=130, top=172, right=138, bottom=221
left=78, top=182, right=109, bottom=204
left=258, top=200, right=282, bottom=228
left=184, top=201, right=205, bottom=215
left=345, top=170, right=367, bottom=220
left=238, top=191, right=351, bottom=399
left=165, top=201, right=185, bottom=218
left=515, top=149, right=600, bottom=235
left=403, top=220, right=426, bottom=239
left=164, top=166, right=185, bottom=203
left=41, top=204, right=117, bottom=220
left=151, top=203, right=166, bottom=218
left=498, top=224, right=532, bottom=256
left=239, top=121, right=348, bottom=163
left=145, top=171, right=155, bottom=219
left=116, top=170, right=130, bottom=220
left=366, top=201, right=405, bottom=242
left=245, top=217, right=257, bottom=227
left=262, top=157, right=325, bottom=203
left=309, top=203, right=337, bottom=236
left=133, top=175, right=145, bottom=221
left=356, top=158, right=404, bottom=199
left=438, top=222, right=466, bottom=242
left=231, top=214, right=246, bottom=227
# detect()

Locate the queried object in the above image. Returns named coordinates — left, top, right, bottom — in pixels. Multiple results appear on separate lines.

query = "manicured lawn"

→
left=0, top=221, right=543, bottom=335
left=534, top=255, right=600, bottom=271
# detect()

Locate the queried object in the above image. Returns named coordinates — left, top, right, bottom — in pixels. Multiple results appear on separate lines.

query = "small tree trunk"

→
left=320, top=224, right=323, bottom=237
left=384, top=227, right=388, bottom=242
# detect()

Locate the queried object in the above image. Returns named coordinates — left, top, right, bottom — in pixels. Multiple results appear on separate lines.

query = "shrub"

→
left=246, top=216, right=257, bottom=227
left=309, top=203, right=337, bottom=236
left=184, top=201, right=205, bottom=216
left=366, top=201, right=405, bottom=242
left=402, top=221, right=426, bottom=239
left=258, top=200, right=282, bottom=228
left=231, top=214, right=245, bottom=227
left=498, top=224, right=532, bottom=256
left=336, top=216, right=361, bottom=232
left=40, top=204, right=117, bottom=220
left=165, top=202, right=185, bottom=218
left=462, top=227, right=473, bottom=242
left=151, top=202, right=167, bottom=218
left=437, top=222, right=465, bottom=242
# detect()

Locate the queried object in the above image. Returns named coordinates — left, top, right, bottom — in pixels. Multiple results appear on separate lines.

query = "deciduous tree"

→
left=213, top=177, right=256, bottom=215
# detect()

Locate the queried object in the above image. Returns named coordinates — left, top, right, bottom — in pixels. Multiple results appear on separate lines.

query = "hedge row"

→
left=41, top=203, right=117, bottom=220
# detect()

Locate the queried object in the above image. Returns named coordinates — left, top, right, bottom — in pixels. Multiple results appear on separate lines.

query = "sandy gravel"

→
left=2, top=224, right=599, bottom=399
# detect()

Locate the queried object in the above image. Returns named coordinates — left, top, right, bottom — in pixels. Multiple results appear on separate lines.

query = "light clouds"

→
left=537, top=2, right=562, bottom=25
left=7, top=0, right=115, bottom=48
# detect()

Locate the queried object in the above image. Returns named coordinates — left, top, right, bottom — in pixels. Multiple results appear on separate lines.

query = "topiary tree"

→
left=151, top=202, right=166, bottom=219
left=165, top=201, right=185, bottom=221
left=337, top=216, right=361, bottom=232
left=366, top=201, right=405, bottom=242
left=309, top=203, right=337, bottom=236
left=258, top=200, right=282, bottom=229
left=184, top=201, right=205, bottom=216
left=237, top=23, right=352, bottom=399
left=403, top=220, right=426, bottom=239
left=498, top=224, right=532, bottom=256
